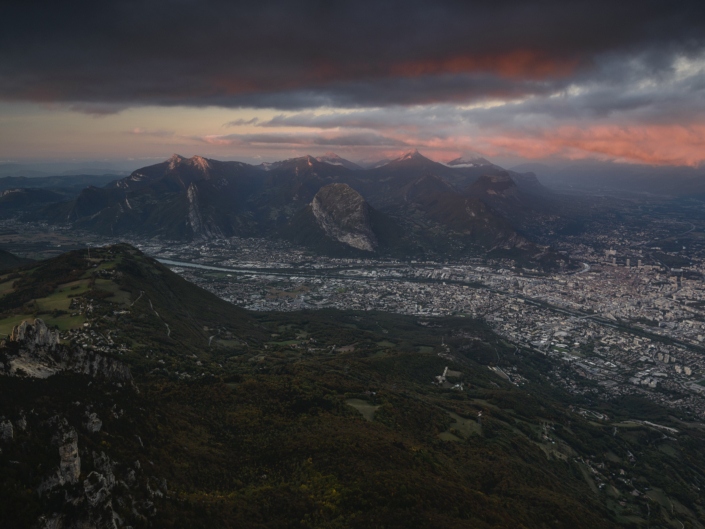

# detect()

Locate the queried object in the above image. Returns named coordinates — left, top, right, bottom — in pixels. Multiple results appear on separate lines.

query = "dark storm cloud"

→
left=252, top=52, right=705, bottom=131
left=1, top=0, right=704, bottom=110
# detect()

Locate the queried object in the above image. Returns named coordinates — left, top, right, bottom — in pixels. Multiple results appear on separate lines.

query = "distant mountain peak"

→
left=399, top=148, right=424, bottom=161
left=257, top=155, right=317, bottom=171
left=373, top=149, right=431, bottom=168
left=446, top=154, right=493, bottom=167
left=188, top=155, right=211, bottom=172
left=289, top=155, right=316, bottom=166
left=315, top=152, right=362, bottom=170
left=167, top=154, right=186, bottom=169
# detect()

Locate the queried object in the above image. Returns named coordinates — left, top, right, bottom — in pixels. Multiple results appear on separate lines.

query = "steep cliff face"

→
left=463, top=172, right=560, bottom=235
left=187, top=181, right=207, bottom=238
left=186, top=181, right=230, bottom=240
left=2, top=319, right=133, bottom=384
left=311, top=184, right=378, bottom=251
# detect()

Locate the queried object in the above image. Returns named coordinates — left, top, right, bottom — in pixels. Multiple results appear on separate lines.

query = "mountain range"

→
left=30, top=150, right=562, bottom=262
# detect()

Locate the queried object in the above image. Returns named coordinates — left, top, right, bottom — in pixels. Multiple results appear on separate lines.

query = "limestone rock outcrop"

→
left=0, top=420, right=13, bottom=442
left=84, top=412, right=102, bottom=433
left=311, top=184, right=378, bottom=251
left=10, top=318, right=60, bottom=348
left=2, top=319, right=133, bottom=384
left=38, top=418, right=81, bottom=496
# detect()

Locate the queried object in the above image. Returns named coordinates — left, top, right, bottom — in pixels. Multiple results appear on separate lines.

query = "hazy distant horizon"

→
left=2, top=150, right=703, bottom=179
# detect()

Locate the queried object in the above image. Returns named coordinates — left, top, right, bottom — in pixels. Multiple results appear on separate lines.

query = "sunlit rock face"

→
left=311, top=183, right=378, bottom=251
left=10, top=318, right=60, bottom=348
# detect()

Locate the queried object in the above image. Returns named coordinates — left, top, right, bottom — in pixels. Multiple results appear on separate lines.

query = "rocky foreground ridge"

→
left=1, top=319, right=133, bottom=383
left=0, top=319, right=164, bottom=528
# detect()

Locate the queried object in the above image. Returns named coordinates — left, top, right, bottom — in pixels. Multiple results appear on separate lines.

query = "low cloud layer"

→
left=194, top=132, right=407, bottom=148
left=127, top=128, right=175, bottom=138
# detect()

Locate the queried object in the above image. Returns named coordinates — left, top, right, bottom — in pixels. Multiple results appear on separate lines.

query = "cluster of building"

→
left=133, top=236, right=705, bottom=419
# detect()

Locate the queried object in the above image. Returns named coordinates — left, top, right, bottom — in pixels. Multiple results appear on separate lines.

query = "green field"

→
left=35, top=280, right=90, bottom=311
left=440, top=411, right=481, bottom=440
left=267, top=339, right=301, bottom=346
left=94, top=278, right=131, bottom=306
left=0, top=278, right=15, bottom=297
left=0, top=314, right=34, bottom=337
left=214, top=339, right=245, bottom=348
left=0, top=279, right=92, bottom=336
left=0, top=313, right=85, bottom=338
left=346, top=399, right=380, bottom=421
left=439, top=431, right=462, bottom=441
left=82, top=259, right=120, bottom=275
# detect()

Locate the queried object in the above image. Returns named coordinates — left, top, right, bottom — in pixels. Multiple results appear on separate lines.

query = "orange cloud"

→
left=391, top=50, right=579, bottom=80
left=361, top=125, right=705, bottom=167
left=474, top=125, right=705, bottom=166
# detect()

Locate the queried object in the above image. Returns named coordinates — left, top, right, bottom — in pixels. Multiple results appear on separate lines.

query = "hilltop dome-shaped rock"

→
left=10, top=318, right=60, bottom=348
left=311, top=184, right=377, bottom=251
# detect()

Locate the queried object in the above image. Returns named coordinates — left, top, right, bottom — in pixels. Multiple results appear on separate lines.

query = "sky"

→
left=2, top=0, right=705, bottom=167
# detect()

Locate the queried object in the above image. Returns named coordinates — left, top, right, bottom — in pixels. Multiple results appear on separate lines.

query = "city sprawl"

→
left=127, top=225, right=705, bottom=422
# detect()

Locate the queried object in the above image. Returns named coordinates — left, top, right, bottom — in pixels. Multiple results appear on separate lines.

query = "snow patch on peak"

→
left=445, top=153, right=492, bottom=167
left=400, top=148, right=421, bottom=160
left=317, top=152, right=345, bottom=162
left=316, top=153, right=362, bottom=170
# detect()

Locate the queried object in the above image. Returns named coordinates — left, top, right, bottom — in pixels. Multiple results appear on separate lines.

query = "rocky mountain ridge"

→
left=1, top=315, right=158, bottom=528
left=31, top=150, right=567, bottom=263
